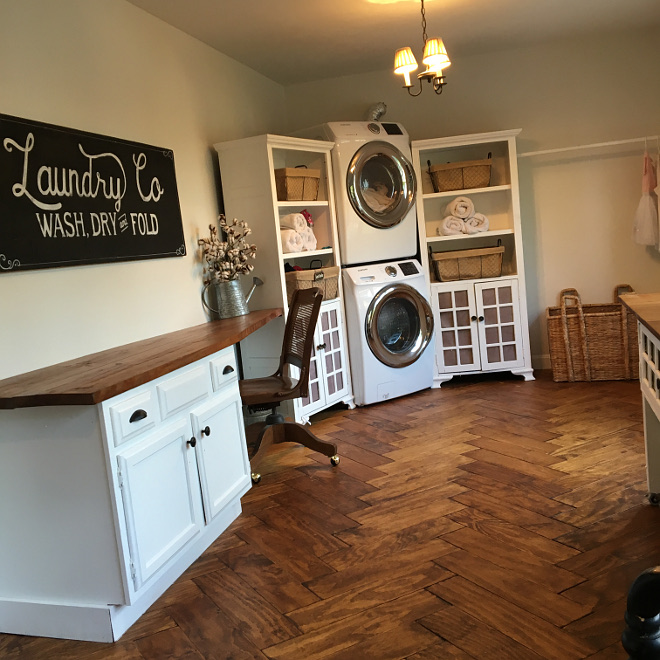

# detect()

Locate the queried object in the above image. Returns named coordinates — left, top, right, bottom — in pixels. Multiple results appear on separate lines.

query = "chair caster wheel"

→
left=330, top=455, right=340, bottom=466
left=251, top=472, right=261, bottom=484
left=649, top=493, right=660, bottom=506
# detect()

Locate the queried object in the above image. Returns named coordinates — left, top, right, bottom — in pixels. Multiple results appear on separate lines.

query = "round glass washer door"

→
left=347, top=141, right=417, bottom=229
left=365, top=283, right=434, bottom=368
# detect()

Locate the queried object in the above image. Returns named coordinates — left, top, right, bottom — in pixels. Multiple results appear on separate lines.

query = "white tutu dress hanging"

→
left=632, top=150, right=658, bottom=246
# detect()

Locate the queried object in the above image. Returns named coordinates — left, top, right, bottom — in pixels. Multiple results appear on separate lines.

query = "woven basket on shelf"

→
left=546, top=284, right=639, bottom=382
left=431, top=245, right=504, bottom=282
left=275, top=167, right=320, bottom=202
left=285, top=265, right=339, bottom=305
left=429, top=157, right=492, bottom=192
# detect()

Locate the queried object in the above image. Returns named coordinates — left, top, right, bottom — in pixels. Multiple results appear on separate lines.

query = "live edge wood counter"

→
left=0, top=307, right=282, bottom=410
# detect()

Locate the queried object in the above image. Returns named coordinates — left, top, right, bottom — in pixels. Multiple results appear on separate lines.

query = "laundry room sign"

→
left=0, top=113, right=186, bottom=273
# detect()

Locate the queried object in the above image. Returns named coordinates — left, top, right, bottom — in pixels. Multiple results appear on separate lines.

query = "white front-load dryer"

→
left=297, top=122, right=418, bottom=266
left=342, top=259, right=434, bottom=406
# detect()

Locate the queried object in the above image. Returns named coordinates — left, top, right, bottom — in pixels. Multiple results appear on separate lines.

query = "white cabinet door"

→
left=317, top=299, right=350, bottom=405
left=300, top=330, right=328, bottom=415
left=432, top=281, right=482, bottom=373
left=432, top=278, right=524, bottom=375
left=117, top=420, right=204, bottom=591
left=298, top=299, right=350, bottom=420
left=190, top=386, right=251, bottom=523
left=475, top=279, right=524, bottom=371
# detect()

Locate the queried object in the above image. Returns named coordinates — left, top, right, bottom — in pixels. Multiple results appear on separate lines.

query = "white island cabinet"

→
left=0, top=310, right=280, bottom=643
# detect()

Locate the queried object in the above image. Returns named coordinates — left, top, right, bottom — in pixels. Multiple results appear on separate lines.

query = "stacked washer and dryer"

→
left=299, top=122, right=434, bottom=406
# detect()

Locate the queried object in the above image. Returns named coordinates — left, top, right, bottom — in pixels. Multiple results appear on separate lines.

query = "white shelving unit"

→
left=215, top=134, right=354, bottom=423
left=411, top=129, right=534, bottom=386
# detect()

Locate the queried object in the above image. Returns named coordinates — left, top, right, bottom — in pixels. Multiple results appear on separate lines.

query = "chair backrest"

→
left=280, top=287, right=323, bottom=400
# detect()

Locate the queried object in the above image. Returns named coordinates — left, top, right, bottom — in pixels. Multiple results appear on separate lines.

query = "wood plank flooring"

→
left=2, top=370, right=657, bottom=659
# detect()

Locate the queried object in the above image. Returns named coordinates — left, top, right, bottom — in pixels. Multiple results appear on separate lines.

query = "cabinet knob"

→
left=471, top=315, right=477, bottom=322
left=222, top=365, right=235, bottom=375
left=201, top=426, right=211, bottom=436
left=317, top=343, right=327, bottom=350
left=129, top=409, right=147, bottom=423
left=187, top=437, right=197, bottom=448
left=471, top=316, right=485, bottom=322
left=478, top=316, right=484, bottom=322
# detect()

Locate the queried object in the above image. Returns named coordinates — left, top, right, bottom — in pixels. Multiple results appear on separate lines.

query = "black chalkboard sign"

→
left=0, top=113, right=186, bottom=273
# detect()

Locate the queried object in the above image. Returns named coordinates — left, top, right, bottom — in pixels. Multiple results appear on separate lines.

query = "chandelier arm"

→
left=407, top=79, right=424, bottom=97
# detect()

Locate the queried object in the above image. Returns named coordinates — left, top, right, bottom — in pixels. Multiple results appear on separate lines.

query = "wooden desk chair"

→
left=239, top=287, right=339, bottom=483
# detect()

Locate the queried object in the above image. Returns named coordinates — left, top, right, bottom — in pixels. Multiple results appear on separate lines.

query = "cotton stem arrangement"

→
left=199, top=215, right=257, bottom=284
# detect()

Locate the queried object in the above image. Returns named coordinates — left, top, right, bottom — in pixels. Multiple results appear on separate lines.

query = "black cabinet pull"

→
left=201, top=426, right=211, bottom=436
left=316, top=343, right=327, bottom=350
left=470, top=316, right=485, bottom=322
left=479, top=315, right=484, bottom=322
left=129, top=409, right=147, bottom=423
left=222, top=365, right=235, bottom=375
left=471, top=316, right=477, bottom=322
left=187, top=437, right=197, bottom=448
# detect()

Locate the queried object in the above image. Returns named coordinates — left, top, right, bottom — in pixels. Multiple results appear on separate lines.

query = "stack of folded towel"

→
left=280, top=213, right=317, bottom=253
left=437, top=196, right=490, bottom=236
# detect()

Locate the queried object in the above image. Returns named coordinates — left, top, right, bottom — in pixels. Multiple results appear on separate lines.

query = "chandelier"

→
left=394, top=0, right=450, bottom=96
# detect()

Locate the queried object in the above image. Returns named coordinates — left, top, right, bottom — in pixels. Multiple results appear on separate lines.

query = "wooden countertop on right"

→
left=620, top=293, right=660, bottom=342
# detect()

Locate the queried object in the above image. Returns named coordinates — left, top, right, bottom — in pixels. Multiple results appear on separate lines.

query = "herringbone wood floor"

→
left=2, top=371, right=657, bottom=659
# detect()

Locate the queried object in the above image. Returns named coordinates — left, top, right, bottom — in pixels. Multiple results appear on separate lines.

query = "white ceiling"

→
left=127, top=0, right=660, bottom=85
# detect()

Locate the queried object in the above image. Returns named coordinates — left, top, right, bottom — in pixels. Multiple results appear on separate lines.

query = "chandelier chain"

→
left=420, top=0, right=428, bottom=47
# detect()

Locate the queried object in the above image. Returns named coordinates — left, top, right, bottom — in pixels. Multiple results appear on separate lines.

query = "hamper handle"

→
left=559, top=288, right=591, bottom=382
left=614, top=284, right=635, bottom=379
left=309, top=258, right=322, bottom=269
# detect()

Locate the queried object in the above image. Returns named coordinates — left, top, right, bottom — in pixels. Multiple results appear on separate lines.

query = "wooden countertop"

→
left=620, top=293, right=660, bottom=342
left=0, top=308, right=283, bottom=410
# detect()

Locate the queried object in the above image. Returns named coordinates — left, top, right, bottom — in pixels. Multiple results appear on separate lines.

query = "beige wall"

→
left=0, top=0, right=287, bottom=379
left=283, top=28, right=660, bottom=367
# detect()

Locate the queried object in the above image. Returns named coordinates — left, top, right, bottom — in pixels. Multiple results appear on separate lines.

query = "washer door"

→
left=365, top=283, right=434, bottom=368
left=347, top=141, right=417, bottom=229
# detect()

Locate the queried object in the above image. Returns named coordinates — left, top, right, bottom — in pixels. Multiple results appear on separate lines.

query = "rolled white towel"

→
left=445, top=196, right=474, bottom=219
left=300, top=225, right=317, bottom=251
left=280, top=213, right=307, bottom=232
left=464, top=212, right=490, bottom=234
left=438, top=216, right=465, bottom=236
left=280, top=228, right=303, bottom=253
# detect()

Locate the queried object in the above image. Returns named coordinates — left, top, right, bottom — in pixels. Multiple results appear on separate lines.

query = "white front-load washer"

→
left=342, top=259, right=434, bottom=406
left=297, top=122, right=418, bottom=266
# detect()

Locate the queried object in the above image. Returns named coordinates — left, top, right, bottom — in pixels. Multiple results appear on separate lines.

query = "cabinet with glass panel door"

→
left=411, top=129, right=534, bottom=385
left=215, top=134, right=354, bottom=421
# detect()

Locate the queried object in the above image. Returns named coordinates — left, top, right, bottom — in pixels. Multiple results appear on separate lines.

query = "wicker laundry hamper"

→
left=546, top=285, right=639, bottom=382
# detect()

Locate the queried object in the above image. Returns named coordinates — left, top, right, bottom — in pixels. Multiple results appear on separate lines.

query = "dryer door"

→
left=365, top=283, right=434, bottom=368
left=346, top=141, right=416, bottom=229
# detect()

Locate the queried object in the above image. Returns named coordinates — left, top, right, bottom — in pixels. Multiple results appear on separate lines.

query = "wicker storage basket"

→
left=429, top=157, right=492, bottom=192
left=432, top=245, right=504, bottom=282
left=546, top=285, right=639, bottom=382
left=285, top=265, right=339, bottom=304
left=275, top=167, right=320, bottom=202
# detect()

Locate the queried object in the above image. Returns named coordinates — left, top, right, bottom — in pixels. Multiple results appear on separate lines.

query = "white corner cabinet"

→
left=215, top=134, right=354, bottom=423
left=0, top=313, right=278, bottom=642
left=411, top=129, right=534, bottom=386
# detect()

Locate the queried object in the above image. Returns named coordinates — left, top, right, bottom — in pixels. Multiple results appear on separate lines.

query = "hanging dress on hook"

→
left=632, top=150, right=658, bottom=246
